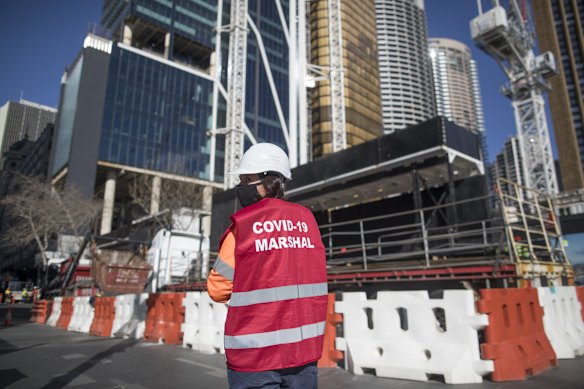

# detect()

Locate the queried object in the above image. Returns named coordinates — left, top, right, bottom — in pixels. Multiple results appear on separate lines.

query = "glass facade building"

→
left=102, top=0, right=289, bottom=153
left=375, top=0, right=436, bottom=133
left=51, top=0, right=291, bottom=194
left=51, top=57, right=83, bottom=177
left=99, top=46, right=215, bottom=179
left=100, top=0, right=288, bottom=170
left=309, top=0, right=383, bottom=158
left=532, top=0, right=584, bottom=190
left=490, top=136, right=526, bottom=198
left=244, top=0, right=289, bottom=149
left=0, top=100, right=57, bottom=168
left=429, top=38, right=486, bottom=160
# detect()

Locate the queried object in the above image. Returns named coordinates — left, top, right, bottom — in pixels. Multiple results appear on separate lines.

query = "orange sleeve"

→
left=207, top=232, right=235, bottom=303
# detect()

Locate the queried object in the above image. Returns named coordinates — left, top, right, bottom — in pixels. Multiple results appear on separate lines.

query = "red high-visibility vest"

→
left=223, top=198, right=328, bottom=372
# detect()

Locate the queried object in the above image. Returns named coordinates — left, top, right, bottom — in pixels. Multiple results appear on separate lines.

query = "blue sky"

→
left=0, top=0, right=555, bottom=163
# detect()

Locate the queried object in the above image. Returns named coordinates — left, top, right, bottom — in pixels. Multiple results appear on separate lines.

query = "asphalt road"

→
left=1, top=304, right=583, bottom=389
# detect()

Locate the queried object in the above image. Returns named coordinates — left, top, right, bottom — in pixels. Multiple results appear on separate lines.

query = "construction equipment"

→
left=90, top=243, right=152, bottom=295
left=471, top=0, right=558, bottom=195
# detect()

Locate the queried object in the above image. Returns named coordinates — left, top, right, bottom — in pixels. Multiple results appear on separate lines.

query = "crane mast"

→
left=471, top=0, right=558, bottom=194
left=219, top=0, right=347, bottom=188
left=224, top=0, right=248, bottom=189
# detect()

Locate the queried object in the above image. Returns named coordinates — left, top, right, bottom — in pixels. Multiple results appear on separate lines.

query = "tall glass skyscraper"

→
left=429, top=38, right=484, bottom=135
left=491, top=136, right=525, bottom=197
left=0, top=100, right=57, bottom=168
left=532, top=0, right=584, bottom=191
left=245, top=1, right=290, bottom=147
left=375, top=0, right=436, bottom=133
left=49, top=0, right=291, bottom=232
left=428, top=38, right=486, bottom=160
left=309, top=0, right=383, bottom=158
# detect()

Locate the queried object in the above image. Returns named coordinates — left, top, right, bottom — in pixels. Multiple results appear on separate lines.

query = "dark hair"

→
left=261, top=173, right=286, bottom=199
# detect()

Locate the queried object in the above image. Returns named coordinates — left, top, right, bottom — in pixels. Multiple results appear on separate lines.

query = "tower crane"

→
left=214, top=0, right=346, bottom=188
left=471, top=0, right=558, bottom=195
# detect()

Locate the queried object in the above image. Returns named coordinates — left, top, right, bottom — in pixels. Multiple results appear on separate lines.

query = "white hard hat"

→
left=229, top=143, right=292, bottom=180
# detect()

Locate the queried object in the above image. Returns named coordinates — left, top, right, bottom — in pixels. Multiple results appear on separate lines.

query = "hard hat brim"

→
left=228, top=167, right=292, bottom=180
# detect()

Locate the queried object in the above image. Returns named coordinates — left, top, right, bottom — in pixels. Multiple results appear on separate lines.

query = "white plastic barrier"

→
left=335, top=290, right=494, bottom=384
left=111, top=293, right=149, bottom=339
left=537, top=286, right=584, bottom=358
left=182, top=291, right=228, bottom=354
left=68, top=296, right=94, bottom=333
left=46, top=297, right=63, bottom=327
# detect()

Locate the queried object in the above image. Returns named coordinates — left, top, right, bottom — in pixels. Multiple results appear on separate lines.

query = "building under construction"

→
left=211, top=117, right=572, bottom=292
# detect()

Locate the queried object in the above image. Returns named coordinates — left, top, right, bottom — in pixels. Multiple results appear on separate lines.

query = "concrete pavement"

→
left=1, top=304, right=583, bottom=388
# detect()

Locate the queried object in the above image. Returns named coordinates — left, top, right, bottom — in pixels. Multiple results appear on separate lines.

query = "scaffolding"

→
left=496, top=177, right=571, bottom=282
left=217, top=0, right=346, bottom=187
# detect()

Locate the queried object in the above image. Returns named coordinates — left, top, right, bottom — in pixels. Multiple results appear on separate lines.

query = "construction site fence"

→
left=37, top=286, right=584, bottom=383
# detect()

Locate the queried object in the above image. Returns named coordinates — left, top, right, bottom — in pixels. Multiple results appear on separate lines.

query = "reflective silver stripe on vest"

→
left=213, top=256, right=234, bottom=281
left=224, top=321, right=326, bottom=349
left=229, top=282, right=328, bottom=307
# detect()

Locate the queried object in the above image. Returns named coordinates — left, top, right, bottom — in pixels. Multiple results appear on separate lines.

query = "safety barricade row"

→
left=536, top=286, right=584, bottom=359
left=335, top=290, right=493, bottom=384
left=182, top=291, right=228, bottom=354
left=41, top=286, right=584, bottom=385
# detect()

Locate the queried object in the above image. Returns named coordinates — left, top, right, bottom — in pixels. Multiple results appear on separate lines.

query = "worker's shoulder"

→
left=266, top=198, right=309, bottom=212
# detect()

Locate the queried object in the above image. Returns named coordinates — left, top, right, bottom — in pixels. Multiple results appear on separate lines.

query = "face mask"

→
left=235, top=180, right=262, bottom=208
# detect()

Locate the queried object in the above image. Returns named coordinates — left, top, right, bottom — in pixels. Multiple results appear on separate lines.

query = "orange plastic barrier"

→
left=144, top=293, right=185, bottom=345
left=89, top=297, right=116, bottom=337
left=477, top=288, right=557, bottom=381
left=29, top=300, right=52, bottom=324
left=56, top=297, right=74, bottom=330
left=318, top=293, right=344, bottom=368
left=577, top=286, right=584, bottom=323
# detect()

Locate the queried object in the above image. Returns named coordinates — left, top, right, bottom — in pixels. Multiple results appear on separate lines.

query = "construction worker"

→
left=208, top=143, right=328, bottom=389
left=514, top=235, right=530, bottom=259
left=22, top=288, right=29, bottom=303
left=3, top=288, right=11, bottom=304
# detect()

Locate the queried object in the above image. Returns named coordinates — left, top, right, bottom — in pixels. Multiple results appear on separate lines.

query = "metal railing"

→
left=318, top=184, right=570, bottom=272
left=319, top=194, right=509, bottom=271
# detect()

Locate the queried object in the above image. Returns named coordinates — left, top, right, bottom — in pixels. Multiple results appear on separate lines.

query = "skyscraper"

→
left=309, top=0, right=383, bottom=158
left=100, top=0, right=289, bottom=153
left=375, top=0, right=436, bottom=133
left=0, top=100, right=56, bottom=167
left=532, top=1, right=584, bottom=191
left=49, top=0, right=291, bottom=234
left=428, top=38, right=485, bottom=135
left=491, top=136, right=525, bottom=195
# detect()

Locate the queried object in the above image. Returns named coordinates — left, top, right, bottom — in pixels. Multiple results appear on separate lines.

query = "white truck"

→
left=146, top=212, right=210, bottom=292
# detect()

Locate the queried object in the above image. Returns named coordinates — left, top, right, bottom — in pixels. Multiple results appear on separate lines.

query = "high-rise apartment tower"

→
left=309, top=0, right=383, bottom=158
left=491, top=136, right=525, bottom=197
left=532, top=1, right=584, bottom=191
left=428, top=38, right=485, bottom=135
left=0, top=100, right=56, bottom=167
left=375, top=0, right=436, bottom=133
